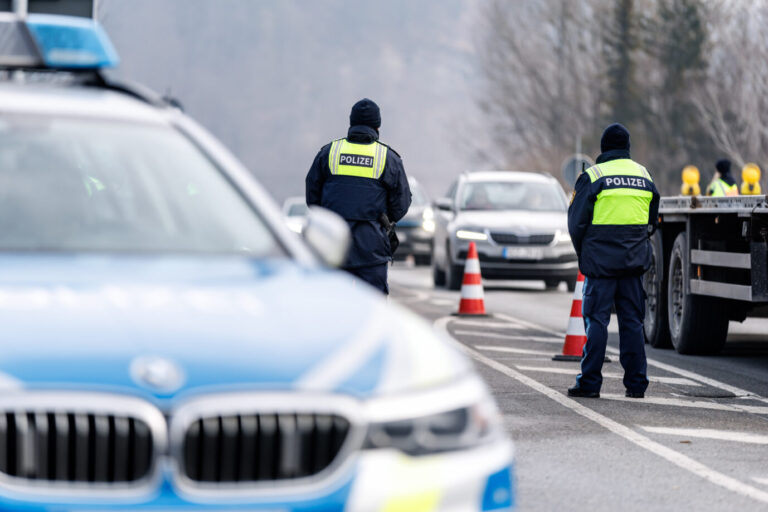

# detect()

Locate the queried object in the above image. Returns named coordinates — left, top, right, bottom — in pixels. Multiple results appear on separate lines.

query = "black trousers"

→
left=344, top=263, right=389, bottom=295
left=576, top=275, right=649, bottom=393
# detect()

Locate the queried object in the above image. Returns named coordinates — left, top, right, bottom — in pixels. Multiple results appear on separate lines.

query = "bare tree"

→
left=475, top=0, right=604, bottom=174
left=693, top=0, right=768, bottom=177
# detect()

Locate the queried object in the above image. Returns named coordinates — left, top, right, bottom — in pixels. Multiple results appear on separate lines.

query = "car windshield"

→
left=0, top=114, right=284, bottom=256
left=286, top=202, right=308, bottom=216
left=459, top=181, right=566, bottom=212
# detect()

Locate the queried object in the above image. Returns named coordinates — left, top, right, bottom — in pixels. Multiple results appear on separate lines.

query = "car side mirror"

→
left=435, top=198, right=454, bottom=212
left=302, top=207, right=350, bottom=268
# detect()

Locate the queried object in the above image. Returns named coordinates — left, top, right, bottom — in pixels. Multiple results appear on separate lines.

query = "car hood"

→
left=454, top=210, right=567, bottom=233
left=0, top=255, right=468, bottom=405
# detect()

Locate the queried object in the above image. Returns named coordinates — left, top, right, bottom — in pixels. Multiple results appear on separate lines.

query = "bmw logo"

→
left=130, top=356, right=185, bottom=393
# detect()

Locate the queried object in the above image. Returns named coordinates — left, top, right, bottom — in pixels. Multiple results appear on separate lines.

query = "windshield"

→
left=409, top=180, right=430, bottom=207
left=459, top=181, right=566, bottom=212
left=0, top=115, right=283, bottom=256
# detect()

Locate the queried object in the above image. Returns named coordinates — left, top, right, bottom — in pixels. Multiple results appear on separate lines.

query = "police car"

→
left=0, top=13, right=515, bottom=511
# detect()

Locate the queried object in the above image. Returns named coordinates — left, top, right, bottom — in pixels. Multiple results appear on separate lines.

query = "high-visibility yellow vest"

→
left=585, top=159, right=654, bottom=225
left=708, top=179, right=739, bottom=197
left=328, top=139, right=387, bottom=179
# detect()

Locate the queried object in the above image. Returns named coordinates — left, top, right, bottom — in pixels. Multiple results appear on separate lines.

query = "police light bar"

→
left=0, top=12, right=118, bottom=69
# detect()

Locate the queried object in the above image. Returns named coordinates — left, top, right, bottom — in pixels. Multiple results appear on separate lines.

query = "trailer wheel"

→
left=644, top=232, right=671, bottom=348
left=667, top=233, right=729, bottom=354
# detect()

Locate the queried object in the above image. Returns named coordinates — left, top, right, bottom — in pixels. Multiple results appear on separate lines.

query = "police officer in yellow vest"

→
left=567, top=124, right=660, bottom=399
left=306, top=99, right=411, bottom=294
left=707, top=159, right=739, bottom=197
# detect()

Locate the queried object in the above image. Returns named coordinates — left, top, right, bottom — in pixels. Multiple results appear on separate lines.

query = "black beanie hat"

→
left=600, top=123, right=631, bottom=153
left=349, top=98, right=381, bottom=129
left=716, top=159, right=732, bottom=176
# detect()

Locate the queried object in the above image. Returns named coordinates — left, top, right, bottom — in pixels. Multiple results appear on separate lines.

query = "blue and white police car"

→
left=0, top=13, right=514, bottom=511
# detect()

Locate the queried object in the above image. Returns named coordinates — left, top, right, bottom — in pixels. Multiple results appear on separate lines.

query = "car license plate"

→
left=502, top=247, right=543, bottom=260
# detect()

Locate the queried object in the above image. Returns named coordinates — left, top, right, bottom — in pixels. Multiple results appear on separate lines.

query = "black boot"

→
left=567, top=385, right=600, bottom=398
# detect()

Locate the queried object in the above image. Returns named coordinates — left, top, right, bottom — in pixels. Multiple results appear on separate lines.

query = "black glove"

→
left=379, top=213, right=400, bottom=254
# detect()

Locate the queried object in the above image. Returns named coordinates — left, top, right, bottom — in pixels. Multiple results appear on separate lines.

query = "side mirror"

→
left=302, top=206, right=351, bottom=268
left=435, top=198, right=454, bottom=212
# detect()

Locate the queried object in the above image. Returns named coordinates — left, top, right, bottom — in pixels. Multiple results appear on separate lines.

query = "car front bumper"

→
left=452, top=240, right=578, bottom=280
left=0, top=440, right=515, bottom=511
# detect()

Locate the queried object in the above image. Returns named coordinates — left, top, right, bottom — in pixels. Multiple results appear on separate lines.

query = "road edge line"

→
left=435, top=316, right=768, bottom=505
left=493, top=312, right=765, bottom=402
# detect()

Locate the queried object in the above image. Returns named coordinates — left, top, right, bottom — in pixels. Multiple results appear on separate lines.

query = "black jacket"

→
left=567, top=149, right=660, bottom=278
left=306, top=125, right=411, bottom=268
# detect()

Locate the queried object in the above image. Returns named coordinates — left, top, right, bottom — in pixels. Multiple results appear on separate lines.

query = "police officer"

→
left=707, top=159, right=739, bottom=197
left=306, top=98, right=411, bottom=294
left=567, top=123, right=660, bottom=399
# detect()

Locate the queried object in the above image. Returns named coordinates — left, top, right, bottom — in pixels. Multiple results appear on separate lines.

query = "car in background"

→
left=393, top=176, right=434, bottom=265
left=0, top=14, right=515, bottom=511
left=432, top=171, right=578, bottom=291
left=282, top=196, right=309, bottom=234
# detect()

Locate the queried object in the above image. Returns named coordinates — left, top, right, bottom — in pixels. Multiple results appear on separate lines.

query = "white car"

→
left=432, top=171, right=578, bottom=290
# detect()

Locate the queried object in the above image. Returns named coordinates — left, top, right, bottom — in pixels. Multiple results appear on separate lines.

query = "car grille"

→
left=0, top=411, right=154, bottom=483
left=490, top=232, right=554, bottom=245
left=182, top=413, right=350, bottom=483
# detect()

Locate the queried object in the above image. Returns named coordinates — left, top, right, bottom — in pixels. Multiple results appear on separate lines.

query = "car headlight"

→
left=422, top=207, right=435, bottom=233
left=456, top=229, right=488, bottom=241
left=362, top=377, right=502, bottom=456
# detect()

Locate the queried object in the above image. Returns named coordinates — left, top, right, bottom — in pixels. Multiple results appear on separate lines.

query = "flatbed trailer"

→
left=644, top=195, right=768, bottom=354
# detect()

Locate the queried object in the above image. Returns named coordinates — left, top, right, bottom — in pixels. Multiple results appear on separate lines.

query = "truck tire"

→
left=667, top=232, right=729, bottom=354
left=644, top=232, right=671, bottom=348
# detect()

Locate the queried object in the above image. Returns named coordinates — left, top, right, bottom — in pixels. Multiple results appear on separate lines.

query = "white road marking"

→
left=495, top=312, right=768, bottom=403
left=429, top=299, right=456, bottom=306
left=514, top=366, right=701, bottom=386
left=456, top=330, right=562, bottom=343
left=601, top=394, right=768, bottom=414
left=435, top=316, right=768, bottom=505
left=639, top=426, right=768, bottom=445
left=451, top=319, right=528, bottom=329
left=752, top=477, right=768, bottom=486
left=474, top=345, right=558, bottom=356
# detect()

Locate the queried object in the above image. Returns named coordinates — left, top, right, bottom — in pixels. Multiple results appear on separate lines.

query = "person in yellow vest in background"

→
left=740, top=163, right=762, bottom=195
left=707, top=159, right=739, bottom=197
left=680, top=165, right=700, bottom=196
left=306, top=99, right=411, bottom=294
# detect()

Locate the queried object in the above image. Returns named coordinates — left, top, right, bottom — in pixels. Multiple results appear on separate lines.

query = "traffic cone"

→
left=455, top=241, right=487, bottom=316
left=553, top=272, right=587, bottom=361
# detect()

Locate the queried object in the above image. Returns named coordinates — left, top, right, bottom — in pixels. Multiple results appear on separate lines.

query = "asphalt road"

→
left=389, top=263, right=768, bottom=512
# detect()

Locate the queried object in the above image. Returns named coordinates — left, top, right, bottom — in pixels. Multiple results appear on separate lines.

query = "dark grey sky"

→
left=99, top=0, right=486, bottom=203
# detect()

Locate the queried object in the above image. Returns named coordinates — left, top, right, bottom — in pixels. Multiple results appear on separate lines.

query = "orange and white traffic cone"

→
left=455, top=241, right=487, bottom=316
left=553, top=272, right=587, bottom=361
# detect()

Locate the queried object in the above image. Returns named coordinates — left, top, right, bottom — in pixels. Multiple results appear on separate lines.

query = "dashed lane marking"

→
left=456, top=330, right=562, bottom=343
left=428, top=298, right=456, bottom=306
left=473, top=345, right=559, bottom=356
left=434, top=316, right=768, bottom=506
left=493, top=312, right=767, bottom=402
left=451, top=319, right=528, bottom=330
left=639, top=426, right=768, bottom=445
left=512, top=365, right=702, bottom=386
left=601, top=394, right=768, bottom=414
